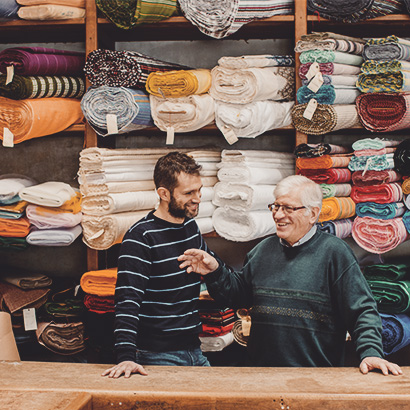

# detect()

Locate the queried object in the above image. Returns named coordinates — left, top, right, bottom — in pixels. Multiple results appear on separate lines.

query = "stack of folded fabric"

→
left=356, top=36, right=410, bottom=133
left=394, top=138, right=410, bottom=233
left=19, top=181, right=83, bottom=247
left=17, top=0, right=85, bottom=20
left=295, top=142, right=355, bottom=238
left=350, top=137, right=408, bottom=254
left=0, top=0, right=20, bottom=20
left=0, top=47, right=85, bottom=145
left=212, top=149, right=294, bottom=241
left=178, top=0, right=294, bottom=39
left=292, top=32, right=364, bottom=136
left=210, top=55, right=294, bottom=144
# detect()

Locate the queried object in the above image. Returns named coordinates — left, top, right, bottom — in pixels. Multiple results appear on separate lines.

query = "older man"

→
left=179, top=175, right=402, bottom=375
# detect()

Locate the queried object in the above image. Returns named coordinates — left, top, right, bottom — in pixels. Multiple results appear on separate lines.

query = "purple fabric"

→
left=0, top=47, right=85, bottom=76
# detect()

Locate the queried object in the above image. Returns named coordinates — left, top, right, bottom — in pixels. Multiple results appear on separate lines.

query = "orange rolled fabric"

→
left=403, top=177, right=410, bottom=195
left=80, top=268, right=117, bottom=297
left=296, top=155, right=351, bottom=170
left=0, top=97, right=83, bottom=144
left=319, top=197, right=356, bottom=222
left=0, top=217, right=31, bottom=237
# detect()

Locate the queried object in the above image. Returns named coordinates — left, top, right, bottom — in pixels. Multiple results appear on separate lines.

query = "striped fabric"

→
left=348, top=153, right=394, bottom=172
left=218, top=55, right=294, bottom=69
left=84, top=49, right=189, bottom=89
left=354, top=147, right=396, bottom=157
left=361, top=60, right=410, bottom=75
left=0, top=74, right=84, bottom=100
left=295, top=39, right=364, bottom=55
left=299, top=62, right=361, bottom=79
left=356, top=202, right=406, bottom=219
left=320, top=183, right=352, bottom=198
left=294, top=143, right=350, bottom=158
left=296, top=155, right=351, bottom=170
left=299, top=50, right=363, bottom=66
left=350, top=182, right=403, bottom=204
left=318, top=196, right=356, bottom=222
left=316, top=218, right=353, bottom=238
left=352, top=170, right=402, bottom=186
left=297, top=168, right=351, bottom=184
left=356, top=72, right=410, bottom=93
left=363, top=36, right=410, bottom=61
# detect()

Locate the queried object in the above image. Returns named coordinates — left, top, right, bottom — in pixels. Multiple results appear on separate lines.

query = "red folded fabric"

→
left=83, top=294, right=115, bottom=313
left=350, top=182, right=403, bottom=204
left=352, top=170, right=402, bottom=186
left=298, top=168, right=351, bottom=184
left=200, top=322, right=234, bottom=336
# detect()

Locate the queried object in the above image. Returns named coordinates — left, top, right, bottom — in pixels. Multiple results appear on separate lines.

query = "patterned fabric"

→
left=356, top=72, right=410, bottom=93
left=352, top=137, right=402, bottom=151
left=361, top=60, right=410, bottom=75
left=316, top=218, right=353, bottom=238
left=299, top=62, right=360, bottom=79
left=351, top=182, right=403, bottom=204
left=356, top=202, right=406, bottom=219
left=296, top=155, right=351, bottom=170
left=297, top=168, right=352, bottom=184
left=348, top=153, right=395, bottom=172
left=295, top=39, right=364, bottom=55
left=294, top=143, right=350, bottom=158
left=318, top=197, right=356, bottom=222
left=352, top=170, right=402, bottom=186
left=96, top=0, right=177, bottom=29
left=84, top=49, right=189, bottom=89
left=297, top=84, right=360, bottom=105
left=299, top=50, right=363, bottom=66
left=0, top=74, right=84, bottom=100
left=0, top=47, right=85, bottom=76
left=218, top=55, right=294, bottom=69
left=363, top=36, right=410, bottom=61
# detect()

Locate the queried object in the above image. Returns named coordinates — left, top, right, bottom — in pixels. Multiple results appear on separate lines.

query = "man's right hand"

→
left=101, top=360, right=148, bottom=378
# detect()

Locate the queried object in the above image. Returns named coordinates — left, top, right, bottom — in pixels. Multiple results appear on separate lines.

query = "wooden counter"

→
left=0, top=361, right=409, bottom=409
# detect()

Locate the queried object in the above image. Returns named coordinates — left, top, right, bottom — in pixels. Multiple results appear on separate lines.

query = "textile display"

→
left=403, top=210, right=410, bottom=233
left=81, top=210, right=149, bottom=250
left=210, top=66, right=294, bottom=104
left=146, top=69, right=212, bottom=98
left=0, top=201, right=28, bottom=220
left=212, top=207, right=275, bottom=242
left=299, top=50, right=363, bottom=66
left=316, top=218, right=353, bottom=238
left=356, top=201, right=406, bottom=219
left=0, top=217, right=30, bottom=237
left=348, top=153, right=395, bottom=172
left=297, top=84, right=360, bottom=105
left=300, top=31, right=367, bottom=43
left=352, top=137, right=402, bottom=151
left=363, top=263, right=410, bottom=282
left=217, top=165, right=294, bottom=185
left=361, top=59, right=410, bottom=75
left=295, top=38, right=365, bottom=55
left=80, top=180, right=156, bottom=197
left=0, top=237, right=27, bottom=250
left=80, top=268, right=117, bottom=297
left=0, top=97, right=83, bottom=144
left=291, top=103, right=360, bottom=135
left=0, top=175, right=35, bottom=204
left=17, top=0, right=85, bottom=5
left=403, top=178, right=410, bottom=195
left=44, top=299, right=84, bottom=319
left=95, top=0, right=177, bottom=30
left=81, top=86, right=153, bottom=136
left=363, top=36, right=410, bottom=61
left=298, top=168, right=352, bottom=184
left=36, top=321, right=85, bottom=355
left=352, top=216, right=408, bottom=254
left=380, top=313, right=410, bottom=355
left=218, top=55, right=294, bottom=69
left=318, top=197, right=356, bottom=222
left=350, top=182, right=403, bottom=204
left=26, top=225, right=82, bottom=246
left=200, top=332, right=234, bottom=352
left=17, top=5, right=85, bottom=19
left=196, top=201, right=216, bottom=219
left=394, top=138, right=410, bottom=176
left=0, top=73, right=85, bottom=100
left=299, top=62, right=361, bottom=79
left=83, top=294, right=115, bottom=314
left=367, top=281, right=410, bottom=314
left=302, top=74, right=359, bottom=87
left=320, top=183, right=352, bottom=198
left=26, top=204, right=82, bottom=229
left=19, top=182, right=78, bottom=207
left=220, top=149, right=295, bottom=164
left=0, top=0, right=19, bottom=20
left=294, top=143, right=350, bottom=158
left=296, top=155, right=351, bottom=170
left=0, top=271, right=52, bottom=289
left=84, top=49, right=189, bottom=89
left=0, top=47, right=84, bottom=77
left=213, top=183, right=275, bottom=211
left=356, top=72, right=410, bottom=94
left=215, top=100, right=294, bottom=140
left=195, top=217, right=214, bottom=234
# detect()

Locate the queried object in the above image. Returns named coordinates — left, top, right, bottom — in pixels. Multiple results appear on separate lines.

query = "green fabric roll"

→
left=368, top=280, right=410, bottom=314
left=44, top=299, right=84, bottom=318
left=0, top=236, right=28, bottom=251
left=364, top=264, right=410, bottom=282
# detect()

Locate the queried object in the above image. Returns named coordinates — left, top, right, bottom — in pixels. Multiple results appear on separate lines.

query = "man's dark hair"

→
left=154, top=152, right=202, bottom=192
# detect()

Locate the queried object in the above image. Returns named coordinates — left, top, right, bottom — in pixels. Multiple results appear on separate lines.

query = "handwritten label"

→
left=305, top=62, right=320, bottom=81
left=3, top=127, right=14, bottom=147
left=303, top=99, right=318, bottom=120
left=23, top=308, right=38, bottom=331
left=307, top=72, right=324, bottom=93
left=166, top=127, right=175, bottom=145
left=106, top=114, right=119, bottom=135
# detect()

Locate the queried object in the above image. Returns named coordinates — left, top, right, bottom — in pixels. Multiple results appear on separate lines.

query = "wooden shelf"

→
left=307, top=14, right=410, bottom=22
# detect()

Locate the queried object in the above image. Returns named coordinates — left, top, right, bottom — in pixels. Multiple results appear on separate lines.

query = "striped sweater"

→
left=114, top=210, right=212, bottom=363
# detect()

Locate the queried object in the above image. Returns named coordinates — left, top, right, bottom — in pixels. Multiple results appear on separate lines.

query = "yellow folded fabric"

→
left=319, top=197, right=356, bottom=222
left=146, top=69, right=212, bottom=98
left=0, top=216, right=31, bottom=237
left=0, top=201, right=28, bottom=214
left=80, top=268, right=118, bottom=297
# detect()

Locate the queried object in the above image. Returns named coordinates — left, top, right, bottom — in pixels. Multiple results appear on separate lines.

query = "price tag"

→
left=166, top=127, right=175, bottom=145
left=6, top=65, right=14, bottom=85
left=302, top=99, right=318, bottom=120
left=23, top=308, right=38, bottom=331
left=220, top=126, right=238, bottom=145
left=307, top=72, right=324, bottom=93
left=106, top=114, right=119, bottom=135
left=74, top=284, right=81, bottom=297
left=305, top=62, right=320, bottom=81
left=3, top=127, right=14, bottom=147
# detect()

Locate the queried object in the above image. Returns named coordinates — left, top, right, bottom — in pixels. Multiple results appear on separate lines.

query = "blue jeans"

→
left=136, top=347, right=210, bottom=367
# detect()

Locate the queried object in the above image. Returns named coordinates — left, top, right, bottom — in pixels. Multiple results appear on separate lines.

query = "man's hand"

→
left=360, top=357, right=402, bottom=376
left=101, top=360, right=148, bottom=378
left=178, top=249, right=219, bottom=275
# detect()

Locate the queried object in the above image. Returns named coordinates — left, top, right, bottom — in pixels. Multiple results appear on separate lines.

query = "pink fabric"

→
left=350, top=182, right=403, bottom=204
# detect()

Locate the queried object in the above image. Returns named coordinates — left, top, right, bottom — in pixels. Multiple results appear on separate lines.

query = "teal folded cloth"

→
left=367, top=280, right=410, bottom=314
left=356, top=202, right=406, bottom=219
left=299, top=50, right=363, bottom=66
left=403, top=210, right=410, bottom=233
left=348, top=153, right=394, bottom=171
left=297, top=84, right=360, bottom=105
left=364, top=263, right=410, bottom=282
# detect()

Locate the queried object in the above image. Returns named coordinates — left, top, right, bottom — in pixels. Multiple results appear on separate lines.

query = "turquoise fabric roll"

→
left=356, top=202, right=406, bottom=219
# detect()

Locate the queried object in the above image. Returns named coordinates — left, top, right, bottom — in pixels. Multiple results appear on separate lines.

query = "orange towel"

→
left=319, top=197, right=356, bottom=222
left=80, top=268, right=117, bottom=297
left=0, top=201, right=28, bottom=214
left=0, top=216, right=31, bottom=237
left=296, top=155, right=351, bottom=169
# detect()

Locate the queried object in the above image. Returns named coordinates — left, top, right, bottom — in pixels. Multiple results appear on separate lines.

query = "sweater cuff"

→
left=359, top=347, right=384, bottom=361
left=203, top=263, right=223, bottom=284
left=116, top=348, right=137, bottom=364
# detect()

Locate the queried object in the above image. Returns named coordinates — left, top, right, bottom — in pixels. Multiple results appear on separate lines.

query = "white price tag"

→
left=166, top=127, right=175, bottom=145
left=3, top=127, right=14, bottom=147
left=220, top=126, right=238, bottom=145
left=303, top=99, right=318, bottom=120
left=23, top=308, right=38, bottom=331
left=307, top=72, right=324, bottom=93
left=305, top=62, right=320, bottom=81
left=6, top=65, right=14, bottom=85
left=106, top=114, right=119, bottom=135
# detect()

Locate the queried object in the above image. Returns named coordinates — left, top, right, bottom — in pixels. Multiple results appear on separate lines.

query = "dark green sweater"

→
left=205, top=230, right=383, bottom=367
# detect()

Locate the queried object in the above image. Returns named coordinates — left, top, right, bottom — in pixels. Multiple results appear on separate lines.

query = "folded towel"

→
left=200, top=332, right=234, bottom=352
left=0, top=237, right=28, bottom=251
left=294, top=143, right=350, bottom=158
left=218, top=55, right=294, bottom=69
left=380, top=313, right=410, bottom=355
left=26, top=225, right=82, bottom=246
left=83, top=294, right=115, bottom=314
left=19, top=181, right=77, bottom=207
left=18, top=4, right=85, bottom=19
left=352, top=169, right=402, bottom=186
left=318, top=197, right=356, bottom=222
left=351, top=182, right=403, bottom=204
left=0, top=175, right=35, bottom=203
left=356, top=202, right=406, bottom=219
left=26, top=204, right=82, bottom=229
left=352, top=137, right=402, bottom=151
left=0, top=217, right=30, bottom=237
left=1, top=271, right=52, bottom=289
left=297, top=84, right=360, bottom=105
left=80, top=268, right=117, bottom=297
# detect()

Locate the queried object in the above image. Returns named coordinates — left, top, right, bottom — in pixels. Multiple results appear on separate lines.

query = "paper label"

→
left=3, top=127, right=14, bottom=147
left=302, top=99, right=318, bottom=120
left=88, top=228, right=104, bottom=240
left=242, top=319, right=251, bottom=337
left=23, top=308, right=38, bottom=331
left=6, top=65, right=14, bottom=85
left=307, top=72, right=324, bottom=93
left=74, top=284, right=81, bottom=297
left=220, top=126, right=238, bottom=145
left=166, top=127, right=175, bottom=145
left=106, top=114, right=119, bottom=135
left=305, top=62, right=320, bottom=81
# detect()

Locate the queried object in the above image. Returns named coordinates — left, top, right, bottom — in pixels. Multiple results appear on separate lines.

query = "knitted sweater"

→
left=205, top=229, right=384, bottom=367
left=114, top=210, right=211, bottom=363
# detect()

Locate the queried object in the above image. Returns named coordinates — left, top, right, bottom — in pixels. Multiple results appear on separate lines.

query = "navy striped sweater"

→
left=114, top=210, right=212, bottom=363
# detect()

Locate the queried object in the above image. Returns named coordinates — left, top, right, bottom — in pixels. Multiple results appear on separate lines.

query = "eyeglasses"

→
left=268, top=203, right=306, bottom=214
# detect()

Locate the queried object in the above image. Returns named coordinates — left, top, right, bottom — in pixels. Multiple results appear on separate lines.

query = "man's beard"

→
left=168, top=195, right=198, bottom=219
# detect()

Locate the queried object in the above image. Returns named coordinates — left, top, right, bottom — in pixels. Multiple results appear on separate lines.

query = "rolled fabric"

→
left=403, top=210, right=410, bottom=233
left=350, top=182, right=403, bottom=204
left=80, top=268, right=117, bottom=297
left=83, top=294, right=115, bottom=314
left=0, top=47, right=84, bottom=76
left=299, top=50, right=363, bottom=66
left=294, top=143, right=350, bottom=158
left=406, top=195, right=410, bottom=209
left=363, top=35, right=410, bottom=61
left=291, top=103, right=360, bottom=135
left=318, top=197, right=355, bottom=222
left=320, top=183, right=352, bottom=198
left=212, top=207, right=275, bottom=242
left=96, top=0, right=177, bottom=29
left=298, top=168, right=351, bottom=184
left=199, top=332, right=234, bottom=352
left=232, top=319, right=249, bottom=346
left=26, top=204, right=82, bottom=229
left=213, top=182, right=275, bottom=211
left=81, top=210, right=149, bottom=250
left=367, top=280, right=410, bottom=314
left=26, top=225, right=82, bottom=246
left=295, top=38, right=364, bottom=55
left=352, top=216, right=408, bottom=254
left=363, top=263, right=410, bottom=282
left=403, top=178, right=410, bottom=195
left=210, top=66, right=294, bottom=104
left=296, top=155, right=351, bottom=170
left=0, top=97, right=83, bottom=144
left=361, top=60, right=410, bottom=75
left=352, top=170, right=402, bottom=186
left=220, top=149, right=295, bottom=163
left=348, top=153, right=395, bottom=172
left=218, top=55, right=294, bottom=69
left=215, top=100, right=294, bottom=140
left=299, top=62, right=361, bottom=79
left=1, top=271, right=52, bottom=289
left=218, top=165, right=294, bottom=185
left=0, top=175, right=36, bottom=204
left=81, top=86, right=153, bottom=136
left=146, top=69, right=211, bottom=98
left=352, top=137, right=402, bottom=151
left=354, top=147, right=396, bottom=157
left=0, top=217, right=30, bottom=237
left=356, top=72, right=410, bottom=94
left=0, top=237, right=28, bottom=250
left=197, top=201, right=216, bottom=219
left=316, top=218, right=353, bottom=238
left=17, top=0, right=85, bottom=6
left=302, top=74, right=359, bottom=87
left=0, top=74, right=85, bottom=100
left=297, top=84, right=360, bottom=105
left=0, top=201, right=28, bottom=220
left=356, top=202, right=406, bottom=219
left=17, top=5, right=85, bottom=19
left=380, top=313, right=410, bottom=355
left=394, top=138, right=410, bottom=176
left=0, top=0, right=19, bottom=20
left=19, top=182, right=77, bottom=207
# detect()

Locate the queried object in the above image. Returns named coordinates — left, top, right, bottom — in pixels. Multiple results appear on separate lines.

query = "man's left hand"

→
left=360, top=357, right=402, bottom=375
